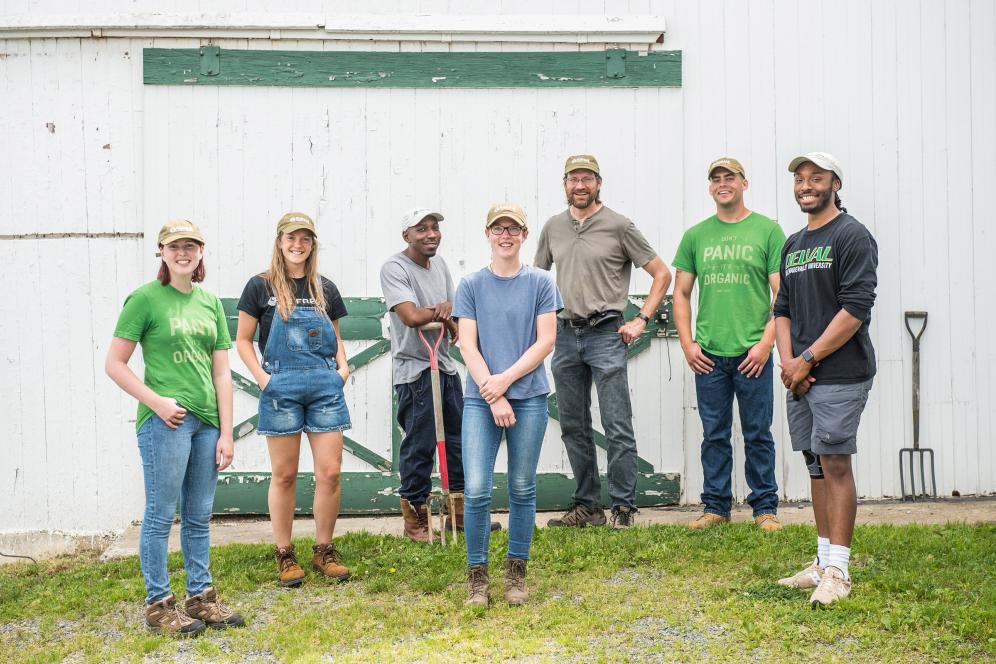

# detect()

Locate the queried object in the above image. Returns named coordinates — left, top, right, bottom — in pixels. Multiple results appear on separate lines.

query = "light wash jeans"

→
left=461, top=396, right=548, bottom=566
left=136, top=414, right=219, bottom=603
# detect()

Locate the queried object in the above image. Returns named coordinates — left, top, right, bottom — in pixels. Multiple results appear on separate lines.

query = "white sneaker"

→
left=777, top=559, right=824, bottom=589
left=809, top=566, right=851, bottom=608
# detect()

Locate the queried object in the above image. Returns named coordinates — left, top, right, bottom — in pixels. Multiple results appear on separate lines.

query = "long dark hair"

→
left=157, top=243, right=206, bottom=286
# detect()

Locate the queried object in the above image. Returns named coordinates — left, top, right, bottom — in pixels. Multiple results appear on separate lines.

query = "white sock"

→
left=817, top=537, right=830, bottom=568
left=826, top=544, right=850, bottom=578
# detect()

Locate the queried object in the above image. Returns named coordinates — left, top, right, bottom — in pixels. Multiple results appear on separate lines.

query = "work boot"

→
left=504, top=558, right=528, bottom=606
left=547, top=503, right=607, bottom=528
left=444, top=492, right=501, bottom=533
left=183, top=587, right=245, bottom=629
left=687, top=512, right=730, bottom=529
left=274, top=544, right=306, bottom=588
left=754, top=514, right=783, bottom=532
left=145, top=594, right=206, bottom=637
left=611, top=506, right=636, bottom=529
left=401, top=498, right=431, bottom=543
left=777, top=558, right=824, bottom=590
left=465, top=564, right=489, bottom=607
left=312, top=542, right=351, bottom=580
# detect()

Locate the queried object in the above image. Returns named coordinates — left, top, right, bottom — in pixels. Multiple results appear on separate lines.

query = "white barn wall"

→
left=1, top=0, right=993, bottom=533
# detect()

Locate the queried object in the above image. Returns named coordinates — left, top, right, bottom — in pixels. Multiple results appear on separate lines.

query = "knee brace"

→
left=803, top=450, right=824, bottom=480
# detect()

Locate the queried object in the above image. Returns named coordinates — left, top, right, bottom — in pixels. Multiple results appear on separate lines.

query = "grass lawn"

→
left=1, top=522, right=993, bottom=663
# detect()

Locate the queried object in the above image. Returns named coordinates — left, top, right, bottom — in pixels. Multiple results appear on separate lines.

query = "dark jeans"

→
left=552, top=322, right=638, bottom=510
left=395, top=368, right=465, bottom=503
left=695, top=350, right=778, bottom=517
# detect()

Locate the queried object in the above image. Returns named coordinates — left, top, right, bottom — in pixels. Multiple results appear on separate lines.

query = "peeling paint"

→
left=431, top=76, right=446, bottom=83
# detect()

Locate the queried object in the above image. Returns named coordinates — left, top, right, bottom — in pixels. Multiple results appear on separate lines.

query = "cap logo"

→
left=168, top=225, right=192, bottom=233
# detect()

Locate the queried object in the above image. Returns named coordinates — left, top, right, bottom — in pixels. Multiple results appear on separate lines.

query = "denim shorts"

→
left=786, top=379, right=873, bottom=455
left=257, top=366, right=352, bottom=436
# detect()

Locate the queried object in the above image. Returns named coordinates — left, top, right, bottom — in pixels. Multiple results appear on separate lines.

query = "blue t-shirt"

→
left=453, top=264, right=563, bottom=400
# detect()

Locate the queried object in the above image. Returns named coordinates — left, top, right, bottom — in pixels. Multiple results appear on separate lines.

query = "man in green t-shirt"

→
left=672, top=157, right=786, bottom=532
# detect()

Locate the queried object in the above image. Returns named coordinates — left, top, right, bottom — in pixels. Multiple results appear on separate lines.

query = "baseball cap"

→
left=485, top=203, right=528, bottom=229
left=564, top=154, right=600, bottom=175
left=158, top=220, right=205, bottom=246
left=707, top=157, right=746, bottom=179
left=400, top=207, right=444, bottom=233
left=787, top=152, right=844, bottom=188
left=276, top=212, right=317, bottom=238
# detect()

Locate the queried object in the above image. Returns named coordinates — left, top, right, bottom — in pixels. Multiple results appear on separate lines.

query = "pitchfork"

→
left=899, top=311, right=936, bottom=500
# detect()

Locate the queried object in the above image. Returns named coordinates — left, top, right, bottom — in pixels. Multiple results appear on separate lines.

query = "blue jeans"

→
left=551, top=322, right=638, bottom=510
left=137, top=414, right=219, bottom=603
left=462, top=396, right=548, bottom=566
left=695, top=350, right=778, bottom=517
left=395, top=368, right=465, bottom=503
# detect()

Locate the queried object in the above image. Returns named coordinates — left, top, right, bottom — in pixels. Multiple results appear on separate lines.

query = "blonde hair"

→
left=264, top=231, right=328, bottom=321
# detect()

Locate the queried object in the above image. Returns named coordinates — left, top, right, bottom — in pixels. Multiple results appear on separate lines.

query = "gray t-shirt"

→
left=453, top=265, right=563, bottom=400
left=380, top=252, right=458, bottom=385
left=534, top=205, right=657, bottom=319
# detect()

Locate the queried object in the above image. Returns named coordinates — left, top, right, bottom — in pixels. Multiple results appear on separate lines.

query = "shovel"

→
left=899, top=311, right=936, bottom=500
left=418, top=322, right=458, bottom=545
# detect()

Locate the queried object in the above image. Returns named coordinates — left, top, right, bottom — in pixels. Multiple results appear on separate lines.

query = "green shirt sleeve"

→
left=767, top=222, right=787, bottom=274
left=214, top=296, right=233, bottom=350
left=672, top=227, right=697, bottom=274
left=113, top=290, right=151, bottom=341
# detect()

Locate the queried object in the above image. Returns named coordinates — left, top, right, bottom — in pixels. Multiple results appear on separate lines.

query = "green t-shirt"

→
left=113, top=281, right=233, bottom=431
left=672, top=212, right=786, bottom=356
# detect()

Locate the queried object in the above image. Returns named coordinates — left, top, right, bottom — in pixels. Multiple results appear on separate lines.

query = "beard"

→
left=566, top=189, right=600, bottom=209
left=796, top=187, right=834, bottom=214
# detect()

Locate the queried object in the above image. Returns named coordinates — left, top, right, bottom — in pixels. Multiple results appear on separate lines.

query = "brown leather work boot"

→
left=183, top=587, right=245, bottom=629
left=401, top=498, right=431, bottom=543
left=312, top=542, right=351, bottom=580
left=274, top=544, right=306, bottom=588
left=145, top=594, right=206, bottom=637
left=504, top=558, right=528, bottom=606
left=444, top=492, right=501, bottom=533
left=465, top=564, right=489, bottom=607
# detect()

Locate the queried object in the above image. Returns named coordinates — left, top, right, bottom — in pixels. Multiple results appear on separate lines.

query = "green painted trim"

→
left=214, top=471, right=680, bottom=515
left=144, top=48, right=681, bottom=88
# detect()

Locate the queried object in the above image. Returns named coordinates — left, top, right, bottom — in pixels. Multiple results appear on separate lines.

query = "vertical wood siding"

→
left=1, top=0, right=994, bottom=532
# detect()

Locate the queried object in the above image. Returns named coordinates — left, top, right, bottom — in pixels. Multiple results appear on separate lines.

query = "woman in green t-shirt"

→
left=106, top=221, right=244, bottom=637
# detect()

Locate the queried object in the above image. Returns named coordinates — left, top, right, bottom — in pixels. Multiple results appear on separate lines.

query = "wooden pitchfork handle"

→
left=904, top=311, right=927, bottom=449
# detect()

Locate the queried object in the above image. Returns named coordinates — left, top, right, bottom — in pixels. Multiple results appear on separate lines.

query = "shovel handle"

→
left=904, top=311, right=928, bottom=350
left=904, top=311, right=927, bottom=449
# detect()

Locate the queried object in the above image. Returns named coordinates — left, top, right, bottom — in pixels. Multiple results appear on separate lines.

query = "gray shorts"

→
left=785, top=379, right=873, bottom=456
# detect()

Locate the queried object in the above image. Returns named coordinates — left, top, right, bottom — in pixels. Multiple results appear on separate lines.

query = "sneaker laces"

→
left=612, top=508, right=633, bottom=527
left=561, top=503, right=587, bottom=525
left=816, top=567, right=844, bottom=594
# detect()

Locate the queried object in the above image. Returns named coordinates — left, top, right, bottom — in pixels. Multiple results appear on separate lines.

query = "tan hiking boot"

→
left=547, top=503, right=607, bottom=528
left=312, top=542, right=351, bottom=580
left=810, top=566, right=851, bottom=608
left=465, top=564, right=489, bottom=607
left=274, top=544, right=306, bottom=588
left=145, top=594, right=206, bottom=637
left=754, top=514, right=783, bottom=532
left=777, top=559, right=824, bottom=589
left=183, top=587, right=245, bottom=629
left=444, top=492, right=501, bottom=533
left=687, top=512, right=730, bottom=529
left=401, top=498, right=431, bottom=543
left=504, top=558, right=528, bottom=606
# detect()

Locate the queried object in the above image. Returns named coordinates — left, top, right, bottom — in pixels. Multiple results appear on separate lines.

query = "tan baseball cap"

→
left=788, top=152, right=844, bottom=188
left=564, top=154, right=600, bottom=175
left=400, top=207, right=444, bottom=233
left=707, top=157, right=746, bottom=179
left=157, top=220, right=205, bottom=246
left=277, top=212, right=318, bottom=237
left=486, top=203, right=527, bottom=229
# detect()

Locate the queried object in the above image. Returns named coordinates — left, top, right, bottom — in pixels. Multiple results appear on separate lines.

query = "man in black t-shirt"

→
left=773, top=152, right=878, bottom=608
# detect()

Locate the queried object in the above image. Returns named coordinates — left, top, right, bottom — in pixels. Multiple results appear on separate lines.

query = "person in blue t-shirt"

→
left=453, top=203, right=563, bottom=608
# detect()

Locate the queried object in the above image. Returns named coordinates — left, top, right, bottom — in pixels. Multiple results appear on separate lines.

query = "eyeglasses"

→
left=565, top=176, right=598, bottom=185
left=489, top=225, right=523, bottom=236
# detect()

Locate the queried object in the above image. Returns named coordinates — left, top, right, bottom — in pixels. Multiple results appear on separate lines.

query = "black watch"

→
left=801, top=348, right=816, bottom=364
left=636, top=313, right=651, bottom=324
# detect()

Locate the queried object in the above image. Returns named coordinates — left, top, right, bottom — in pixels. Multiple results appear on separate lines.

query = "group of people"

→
left=105, top=150, right=878, bottom=635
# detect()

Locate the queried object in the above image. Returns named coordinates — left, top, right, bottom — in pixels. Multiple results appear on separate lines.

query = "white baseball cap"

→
left=400, top=207, right=444, bottom=233
left=788, top=152, right=844, bottom=188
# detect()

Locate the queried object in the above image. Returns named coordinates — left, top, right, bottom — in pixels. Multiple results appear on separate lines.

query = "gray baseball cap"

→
left=788, top=152, right=844, bottom=188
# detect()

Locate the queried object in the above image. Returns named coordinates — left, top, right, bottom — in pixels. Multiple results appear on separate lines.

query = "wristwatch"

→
left=636, top=312, right=651, bottom=324
left=801, top=348, right=816, bottom=364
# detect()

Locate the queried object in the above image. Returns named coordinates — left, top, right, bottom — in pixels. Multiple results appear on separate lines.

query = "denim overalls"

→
left=256, top=305, right=351, bottom=436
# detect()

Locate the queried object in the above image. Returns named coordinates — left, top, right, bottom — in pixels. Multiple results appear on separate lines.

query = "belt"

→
left=562, top=310, right=623, bottom=329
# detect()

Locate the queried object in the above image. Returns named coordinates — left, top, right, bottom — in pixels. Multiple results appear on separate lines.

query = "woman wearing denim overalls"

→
left=236, top=212, right=352, bottom=587
left=106, top=221, right=245, bottom=636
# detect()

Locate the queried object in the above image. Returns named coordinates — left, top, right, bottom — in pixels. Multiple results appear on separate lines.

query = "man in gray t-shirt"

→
left=380, top=208, right=499, bottom=542
left=535, top=155, right=673, bottom=529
